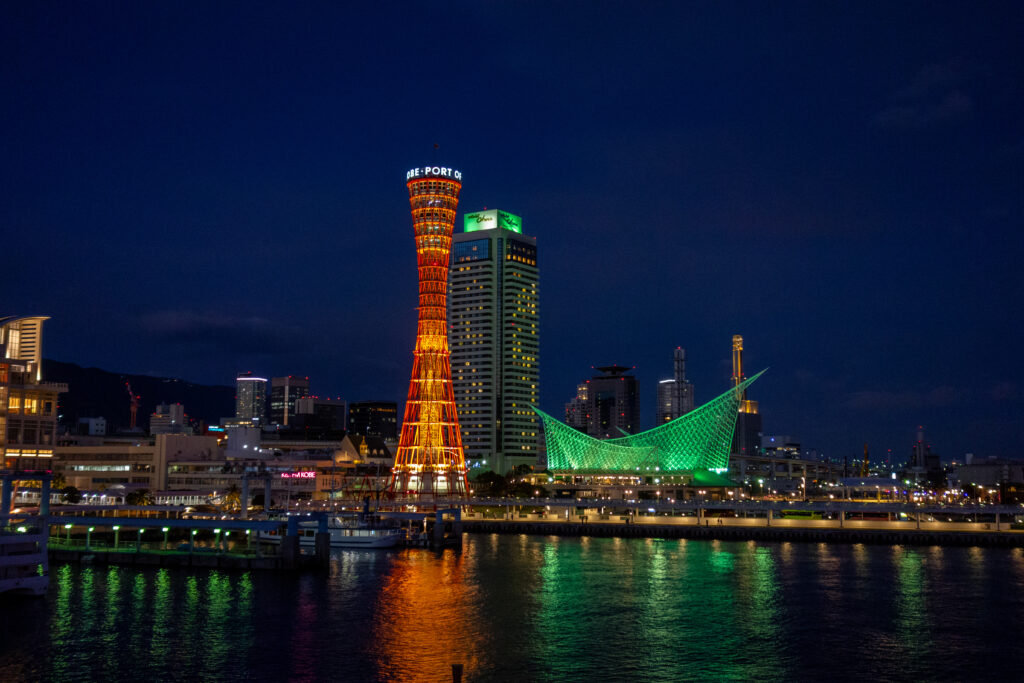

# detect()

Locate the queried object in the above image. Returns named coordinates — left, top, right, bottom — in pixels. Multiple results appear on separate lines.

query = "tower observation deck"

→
left=392, top=166, right=469, bottom=499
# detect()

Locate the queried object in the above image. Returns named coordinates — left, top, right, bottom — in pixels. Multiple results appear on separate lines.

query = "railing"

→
left=47, top=537, right=271, bottom=557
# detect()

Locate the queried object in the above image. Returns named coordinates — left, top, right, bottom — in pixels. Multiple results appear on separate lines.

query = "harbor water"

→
left=2, top=534, right=1024, bottom=681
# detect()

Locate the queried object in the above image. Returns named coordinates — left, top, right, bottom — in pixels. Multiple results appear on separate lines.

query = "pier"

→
left=38, top=506, right=464, bottom=575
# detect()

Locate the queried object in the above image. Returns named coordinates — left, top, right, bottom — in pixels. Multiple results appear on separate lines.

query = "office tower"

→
left=673, top=347, right=695, bottom=415
left=730, top=335, right=762, bottom=455
left=235, top=372, right=267, bottom=424
left=293, top=397, right=347, bottom=434
left=150, top=403, right=187, bottom=435
left=656, top=379, right=677, bottom=425
left=348, top=401, right=397, bottom=441
left=393, top=164, right=468, bottom=498
left=270, top=376, right=310, bottom=426
left=582, top=365, right=639, bottom=438
left=450, top=208, right=539, bottom=474
left=0, top=316, right=66, bottom=470
left=564, top=383, right=588, bottom=432
left=656, top=347, right=696, bottom=424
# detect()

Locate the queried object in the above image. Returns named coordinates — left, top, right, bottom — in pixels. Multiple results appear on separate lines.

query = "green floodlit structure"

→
left=534, top=371, right=766, bottom=475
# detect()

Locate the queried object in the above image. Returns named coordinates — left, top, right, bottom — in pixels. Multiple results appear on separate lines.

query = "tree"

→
left=125, top=489, right=153, bottom=506
left=60, top=486, right=82, bottom=504
left=509, top=482, right=548, bottom=499
left=471, top=470, right=508, bottom=497
left=222, top=484, right=241, bottom=512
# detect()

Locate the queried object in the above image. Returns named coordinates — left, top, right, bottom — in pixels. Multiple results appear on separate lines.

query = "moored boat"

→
left=259, top=516, right=404, bottom=549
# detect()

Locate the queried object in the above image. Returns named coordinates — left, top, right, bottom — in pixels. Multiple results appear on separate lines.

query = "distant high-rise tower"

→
left=656, top=380, right=677, bottom=425
left=235, top=372, right=267, bottom=424
left=730, top=335, right=762, bottom=455
left=565, top=383, right=589, bottom=432
left=657, top=347, right=695, bottom=424
left=579, top=365, right=639, bottom=438
left=450, top=209, right=539, bottom=474
left=392, top=164, right=468, bottom=498
left=270, top=376, right=310, bottom=426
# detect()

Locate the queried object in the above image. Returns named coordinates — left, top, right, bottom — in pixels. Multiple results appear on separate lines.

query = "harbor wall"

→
left=461, top=519, right=1024, bottom=548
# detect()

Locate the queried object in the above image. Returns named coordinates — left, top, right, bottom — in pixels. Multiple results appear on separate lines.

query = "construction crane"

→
left=125, top=381, right=140, bottom=430
left=861, top=443, right=870, bottom=477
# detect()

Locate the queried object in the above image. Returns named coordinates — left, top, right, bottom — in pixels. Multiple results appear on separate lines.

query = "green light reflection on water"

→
left=894, top=546, right=932, bottom=661
left=202, top=571, right=233, bottom=678
left=177, top=575, right=200, bottom=671
left=103, top=566, right=121, bottom=673
left=529, top=535, right=792, bottom=682
left=149, top=569, right=172, bottom=665
left=129, top=571, right=147, bottom=656
left=51, top=564, right=74, bottom=679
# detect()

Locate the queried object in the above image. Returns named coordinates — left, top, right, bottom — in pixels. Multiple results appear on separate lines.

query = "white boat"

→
left=259, top=517, right=404, bottom=549
left=0, top=522, right=48, bottom=597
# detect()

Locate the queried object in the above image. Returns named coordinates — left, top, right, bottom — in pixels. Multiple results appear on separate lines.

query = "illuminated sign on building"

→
left=464, top=209, right=523, bottom=234
left=280, top=471, right=316, bottom=479
left=406, top=166, right=462, bottom=181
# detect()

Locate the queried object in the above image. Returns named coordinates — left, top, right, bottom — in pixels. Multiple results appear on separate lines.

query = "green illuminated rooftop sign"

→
left=464, top=209, right=522, bottom=234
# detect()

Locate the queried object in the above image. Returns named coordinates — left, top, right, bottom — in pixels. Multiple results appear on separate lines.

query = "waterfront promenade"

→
left=456, top=499, right=1024, bottom=548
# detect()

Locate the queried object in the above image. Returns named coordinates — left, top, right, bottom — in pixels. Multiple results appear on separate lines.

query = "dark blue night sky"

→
left=3, top=2, right=1022, bottom=461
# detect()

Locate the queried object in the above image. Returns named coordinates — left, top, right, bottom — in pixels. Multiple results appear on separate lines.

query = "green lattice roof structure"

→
left=534, top=371, right=765, bottom=474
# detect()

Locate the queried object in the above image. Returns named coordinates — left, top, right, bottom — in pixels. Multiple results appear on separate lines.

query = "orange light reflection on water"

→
left=372, top=547, right=486, bottom=681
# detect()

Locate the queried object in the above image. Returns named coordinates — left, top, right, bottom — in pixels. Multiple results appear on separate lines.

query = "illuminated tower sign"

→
left=392, top=166, right=469, bottom=498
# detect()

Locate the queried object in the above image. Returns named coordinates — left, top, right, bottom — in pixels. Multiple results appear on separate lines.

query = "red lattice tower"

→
left=392, top=166, right=469, bottom=499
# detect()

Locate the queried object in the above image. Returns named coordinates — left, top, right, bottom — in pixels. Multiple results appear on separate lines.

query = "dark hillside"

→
left=43, top=359, right=235, bottom=432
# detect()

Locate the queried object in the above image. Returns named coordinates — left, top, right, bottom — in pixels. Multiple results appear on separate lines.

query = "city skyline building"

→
left=150, top=402, right=187, bottom=435
left=234, top=372, right=267, bottom=424
left=564, top=383, right=588, bottom=432
left=0, top=315, right=66, bottom=470
left=270, top=375, right=310, bottom=427
left=730, top=335, right=762, bottom=456
left=293, top=396, right=347, bottom=434
left=348, top=401, right=398, bottom=441
left=579, top=365, right=640, bottom=439
left=450, top=208, right=539, bottom=474
left=656, top=347, right=695, bottom=424
left=392, top=165, right=469, bottom=498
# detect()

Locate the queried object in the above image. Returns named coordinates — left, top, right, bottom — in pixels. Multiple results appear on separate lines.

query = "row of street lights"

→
left=58, top=524, right=249, bottom=552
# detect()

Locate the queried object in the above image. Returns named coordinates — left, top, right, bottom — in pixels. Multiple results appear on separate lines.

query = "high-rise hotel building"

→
left=449, top=209, right=539, bottom=474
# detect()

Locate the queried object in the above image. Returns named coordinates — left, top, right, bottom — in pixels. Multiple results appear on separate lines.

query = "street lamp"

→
left=112, top=525, right=121, bottom=550
left=162, top=526, right=169, bottom=550
left=136, top=528, right=144, bottom=552
left=64, top=523, right=72, bottom=544
left=86, top=527, right=94, bottom=550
